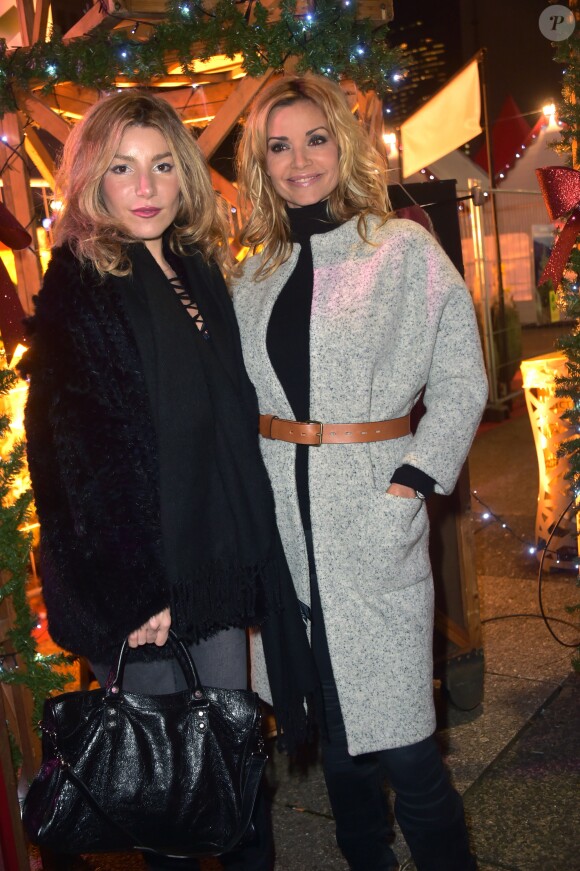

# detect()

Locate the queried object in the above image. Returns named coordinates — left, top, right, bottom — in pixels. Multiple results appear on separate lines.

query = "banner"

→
left=400, top=59, right=482, bottom=179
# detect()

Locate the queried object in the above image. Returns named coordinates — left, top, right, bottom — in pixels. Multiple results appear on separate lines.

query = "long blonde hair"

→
left=54, top=90, right=231, bottom=276
left=236, top=75, right=392, bottom=277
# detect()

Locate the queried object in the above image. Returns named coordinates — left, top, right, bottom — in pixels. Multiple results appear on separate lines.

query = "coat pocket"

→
left=350, top=491, right=431, bottom=593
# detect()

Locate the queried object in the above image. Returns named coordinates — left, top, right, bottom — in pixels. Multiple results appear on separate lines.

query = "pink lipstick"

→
left=132, top=207, right=161, bottom=217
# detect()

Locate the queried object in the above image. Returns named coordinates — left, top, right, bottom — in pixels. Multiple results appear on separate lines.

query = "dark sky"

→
left=461, top=0, right=564, bottom=122
left=391, top=0, right=564, bottom=125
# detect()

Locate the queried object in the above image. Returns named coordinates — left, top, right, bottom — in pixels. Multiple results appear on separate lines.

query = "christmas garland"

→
left=0, top=0, right=401, bottom=117
left=0, top=366, right=73, bottom=768
left=546, top=32, right=580, bottom=671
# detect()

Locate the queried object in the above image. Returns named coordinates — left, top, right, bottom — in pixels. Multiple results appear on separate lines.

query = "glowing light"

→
left=482, top=512, right=490, bottom=520
left=1, top=135, right=7, bottom=143
left=46, top=64, right=57, bottom=76
left=9, top=344, right=27, bottom=369
left=41, top=217, right=52, bottom=230
left=50, top=199, right=63, bottom=212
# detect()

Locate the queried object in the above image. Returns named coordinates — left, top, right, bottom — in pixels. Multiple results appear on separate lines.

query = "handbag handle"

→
left=105, top=629, right=204, bottom=696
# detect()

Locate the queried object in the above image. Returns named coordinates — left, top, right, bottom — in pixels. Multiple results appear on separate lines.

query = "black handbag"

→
left=22, top=630, right=267, bottom=858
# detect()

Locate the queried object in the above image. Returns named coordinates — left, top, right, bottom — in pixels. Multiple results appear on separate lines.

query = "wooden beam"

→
left=63, top=1, right=118, bottom=39
left=32, top=0, right=51, bottom=44
left=434, top=611, right=471, bottom=650
left=15, top=0, right=34, bottom=46
left=209, top=168, right=238, bottom=212
left=157, top=81, right=237, bottom=125
left=197, top=72, right=275, bottom=159
left=16, top=91, right=71, bottom=145
left=0, top=688, right=29, bottom=871
left=23, top=126, right=56, bottom=189
left=357, top=89, right=386, bottom=155
left=44, top=84, right=102, bottom=122
left=0, top=113, right=42, bottom=313
left=107, top=0, right=167, bottom=19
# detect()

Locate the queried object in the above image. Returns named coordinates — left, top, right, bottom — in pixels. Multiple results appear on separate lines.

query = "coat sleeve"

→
left=398, top=230, right=489, bottom=495
left=21, top=251, right=170, bottom=659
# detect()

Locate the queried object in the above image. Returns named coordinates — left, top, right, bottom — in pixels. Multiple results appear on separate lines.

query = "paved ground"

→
left=30, top=324, right=579, bottom=871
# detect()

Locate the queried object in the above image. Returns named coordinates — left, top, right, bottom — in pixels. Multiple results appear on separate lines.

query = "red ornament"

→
left=536, top=166, right=580, bottom=287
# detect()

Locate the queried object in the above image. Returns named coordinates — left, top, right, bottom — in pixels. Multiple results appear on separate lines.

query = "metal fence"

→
left=456, top=187, right=553, bottom=412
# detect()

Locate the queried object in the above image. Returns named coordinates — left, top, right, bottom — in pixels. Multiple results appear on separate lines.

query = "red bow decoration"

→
left=536, top=166, right=580, bottom=287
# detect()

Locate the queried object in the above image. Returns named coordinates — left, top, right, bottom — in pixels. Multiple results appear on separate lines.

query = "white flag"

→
left=400, top=59, right=482, bottom=179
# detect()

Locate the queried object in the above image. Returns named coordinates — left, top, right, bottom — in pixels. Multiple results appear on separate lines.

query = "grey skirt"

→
left=91, top=627, right=248, bottom=694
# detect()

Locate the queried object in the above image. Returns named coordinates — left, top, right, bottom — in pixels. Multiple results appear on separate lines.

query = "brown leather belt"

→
left=259, top=414, right=411, bottom=446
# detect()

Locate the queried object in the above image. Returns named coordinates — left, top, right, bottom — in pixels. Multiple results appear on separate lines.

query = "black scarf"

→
left=120, top=244, right=320, bottom=753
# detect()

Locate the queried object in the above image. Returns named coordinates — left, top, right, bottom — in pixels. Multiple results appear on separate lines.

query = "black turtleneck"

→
left=267, top=200, right=339, bottom=422
left=266, top=201, right=339, bottom=532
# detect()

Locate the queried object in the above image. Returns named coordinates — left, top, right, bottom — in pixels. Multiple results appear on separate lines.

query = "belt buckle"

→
left=305, top=420, right=324, bottom=446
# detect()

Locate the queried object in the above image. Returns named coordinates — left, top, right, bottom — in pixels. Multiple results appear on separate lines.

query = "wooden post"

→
left=0, top=689, right=29, bottom=871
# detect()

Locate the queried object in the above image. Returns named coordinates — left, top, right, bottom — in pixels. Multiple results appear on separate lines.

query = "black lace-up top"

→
left=167, top=273, right=210, bottom=340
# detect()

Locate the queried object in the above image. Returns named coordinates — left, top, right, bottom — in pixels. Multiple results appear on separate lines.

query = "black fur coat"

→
left=22, top=245, right=217, bottom=661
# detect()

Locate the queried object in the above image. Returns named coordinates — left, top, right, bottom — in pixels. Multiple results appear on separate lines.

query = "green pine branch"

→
left=0, top=0, right=402, bottom=116
left=544, top=32, right=580, bottom=670
left=0, top=366, right=73, bottom=749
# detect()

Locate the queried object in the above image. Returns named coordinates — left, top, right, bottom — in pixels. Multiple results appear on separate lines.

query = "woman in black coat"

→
left=22, top=91, right=315, bottom=870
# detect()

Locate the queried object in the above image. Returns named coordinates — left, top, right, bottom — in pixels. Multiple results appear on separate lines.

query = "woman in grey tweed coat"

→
left=234, top=76, right=488, bottom=871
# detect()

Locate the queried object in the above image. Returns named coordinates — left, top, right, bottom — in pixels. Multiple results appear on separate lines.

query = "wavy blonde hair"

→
left=54, top=90, right=231, bottom=276
left=236, top=75, right=392, bottom=278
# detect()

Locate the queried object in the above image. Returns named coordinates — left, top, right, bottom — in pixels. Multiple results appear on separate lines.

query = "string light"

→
left=0, top=3, right=402, bottom=114
left=471, top=489, right=563, bottom=557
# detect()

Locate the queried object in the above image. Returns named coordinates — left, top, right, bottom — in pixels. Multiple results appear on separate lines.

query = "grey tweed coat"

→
left=233, top=217, right=488, bottom=754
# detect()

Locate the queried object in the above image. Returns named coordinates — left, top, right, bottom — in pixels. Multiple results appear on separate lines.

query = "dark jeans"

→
left=92, top=629, right=275, bottom=871
left=306, top=531, right=477, bottom=871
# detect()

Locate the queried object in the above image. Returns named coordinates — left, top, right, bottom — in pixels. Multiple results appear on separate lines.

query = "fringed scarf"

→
left=119, top=243, right=320, bottom=753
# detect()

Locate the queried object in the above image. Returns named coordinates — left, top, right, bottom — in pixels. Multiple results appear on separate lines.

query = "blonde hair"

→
left=54, top=90, right=231, bottom=276
left=236, top=75, right=392, bottom=277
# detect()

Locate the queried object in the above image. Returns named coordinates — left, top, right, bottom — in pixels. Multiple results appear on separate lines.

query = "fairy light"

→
left=472, top=490, right=562, bottom=557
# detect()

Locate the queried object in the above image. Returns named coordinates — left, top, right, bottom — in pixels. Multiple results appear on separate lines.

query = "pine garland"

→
left=0, top=365, right=72, bottom=742
left=551, top=33, right=580, bottom=485
left=547, top=32, right=580, bottom=672
left=0, top=0, right=401, bottom=117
